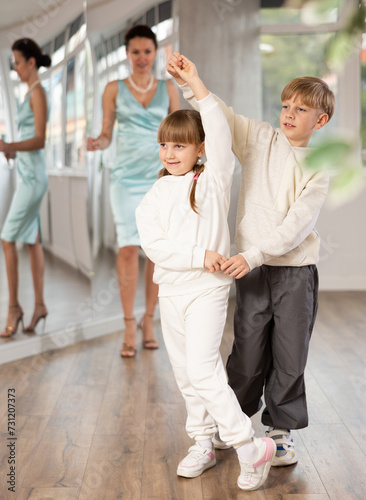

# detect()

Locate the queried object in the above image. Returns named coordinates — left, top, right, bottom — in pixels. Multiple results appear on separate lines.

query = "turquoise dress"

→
left=1, top=87, right=48, bottom=244
left=110, top=79, right=169, bottom=248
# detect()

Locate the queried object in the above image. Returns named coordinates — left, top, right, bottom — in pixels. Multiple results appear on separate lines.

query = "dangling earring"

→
left=197, top=156, right=202, bottom=165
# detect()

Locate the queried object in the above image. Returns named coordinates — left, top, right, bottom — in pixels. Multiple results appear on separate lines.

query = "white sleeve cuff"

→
left=179, top=82, right=195, bottom=99
left=240, top=248, right=263, bottom=271
left=192, top=246, right=206, bottom=268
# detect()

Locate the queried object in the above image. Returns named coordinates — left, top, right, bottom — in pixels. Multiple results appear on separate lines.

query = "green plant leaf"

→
left=305, top=139, right=353, bottom=170
left=328, top=164, right=364, bottom=205
left=326, top=32, right=354, bottom=69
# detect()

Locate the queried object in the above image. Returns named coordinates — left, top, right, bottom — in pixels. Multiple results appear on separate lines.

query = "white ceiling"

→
left=0, top=0, right=153, bottom=49
left=0, top=0, right=152, bottom=30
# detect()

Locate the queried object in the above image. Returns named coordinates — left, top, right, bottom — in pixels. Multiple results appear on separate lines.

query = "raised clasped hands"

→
left=166, top=52, right=198, bottom=86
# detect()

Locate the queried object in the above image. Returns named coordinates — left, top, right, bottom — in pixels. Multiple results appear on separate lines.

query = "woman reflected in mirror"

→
left=87, top=25, right=179, bottom=357
left=0, top=38, right=50, bottom=338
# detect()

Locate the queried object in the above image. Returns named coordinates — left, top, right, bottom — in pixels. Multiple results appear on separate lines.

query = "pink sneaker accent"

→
left=177, top=444, right=216, bottom=478
left=237, top=437, right=276, bottom=491
left=253, top=438, right=275, bottom=467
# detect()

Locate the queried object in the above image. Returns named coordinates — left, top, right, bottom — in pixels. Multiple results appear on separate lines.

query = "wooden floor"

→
left=0, top=291, right=365, bottom=500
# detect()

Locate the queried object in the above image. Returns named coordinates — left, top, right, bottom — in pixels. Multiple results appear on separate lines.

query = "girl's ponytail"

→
left=190, top=162, right=205, bottom=214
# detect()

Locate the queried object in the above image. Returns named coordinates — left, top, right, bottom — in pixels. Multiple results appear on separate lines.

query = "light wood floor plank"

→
left=265, top=495, right=330, bottom=500
left=301, top=424, right=366, bottom=499
left=16, top=488, right=80, bottom=500
left=78, top=434, right=144, bottom=500
left=0, top=292, right=364, bottom=499
left=264, top=433, right=326, bottom=496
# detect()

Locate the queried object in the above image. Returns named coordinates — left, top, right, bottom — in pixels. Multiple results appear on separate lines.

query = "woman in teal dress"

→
left=0, top=39, right=50, bottom=337
left=87, top=25, right=179, bottom=357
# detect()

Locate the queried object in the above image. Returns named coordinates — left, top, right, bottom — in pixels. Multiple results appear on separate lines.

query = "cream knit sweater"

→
left=182, top=85, right=329, bottom=270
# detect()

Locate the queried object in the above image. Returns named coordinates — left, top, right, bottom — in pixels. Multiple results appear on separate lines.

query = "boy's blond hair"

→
left=281, top=76, right=335, bottom=120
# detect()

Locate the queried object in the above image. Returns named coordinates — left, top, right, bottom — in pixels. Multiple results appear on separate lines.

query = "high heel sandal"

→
left=121, top=317, right=137, bottom=358
left=0, top=305, right=24, bottom=338
left=23, top=303, right=48, bottom=334
left=139, top=313, right=159, bottom=350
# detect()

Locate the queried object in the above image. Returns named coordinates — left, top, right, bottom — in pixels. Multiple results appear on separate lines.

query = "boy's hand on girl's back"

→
left=221, top=254, right=250, bottom=279
left=204, top=250, right=228, bottom=274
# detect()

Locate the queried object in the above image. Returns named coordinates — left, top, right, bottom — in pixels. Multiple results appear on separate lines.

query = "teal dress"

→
left=110, top=79, right=169, bottom=248
left=1, top=88, right=48, bottom=244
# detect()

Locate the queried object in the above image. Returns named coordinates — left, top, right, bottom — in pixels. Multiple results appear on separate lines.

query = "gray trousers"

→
left=226, top=265, right=319, bottom=430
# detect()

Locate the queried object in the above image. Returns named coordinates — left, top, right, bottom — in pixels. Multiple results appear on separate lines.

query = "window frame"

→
left=259, top=0, right=362, bottom=164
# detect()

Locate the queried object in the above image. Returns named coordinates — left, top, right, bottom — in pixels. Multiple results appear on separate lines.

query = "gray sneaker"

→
left=265, top=429, right=298, bottom=466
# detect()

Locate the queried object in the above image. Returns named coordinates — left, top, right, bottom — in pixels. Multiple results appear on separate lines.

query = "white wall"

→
left=317, top=181, right=366, bottom=290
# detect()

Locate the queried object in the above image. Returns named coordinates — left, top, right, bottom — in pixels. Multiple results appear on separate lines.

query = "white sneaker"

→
left=265, top=429, right=298, bottom=466
left=177, top=444, right=216, bottom=478
left=237, top=437, right=276, bottom=491
left=212, top=432, right=231, bottom=450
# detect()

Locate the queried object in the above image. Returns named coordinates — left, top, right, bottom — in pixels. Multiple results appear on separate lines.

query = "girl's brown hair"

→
left=157, top=109, right=205, bottom=214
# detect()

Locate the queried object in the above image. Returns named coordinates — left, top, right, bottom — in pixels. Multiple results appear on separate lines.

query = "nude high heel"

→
left=139, top=313, right=159, bottom=349
left=0, top=305, right=24, bottom=338
left=23, top=303, right=48, bottom=334
left=121, top=317, right=137, bottom=358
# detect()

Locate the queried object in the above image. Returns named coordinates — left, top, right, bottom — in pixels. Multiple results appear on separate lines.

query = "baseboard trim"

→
left=0, top=306, right=147, bottom=366
left=319, top=277, right=366, bottom=291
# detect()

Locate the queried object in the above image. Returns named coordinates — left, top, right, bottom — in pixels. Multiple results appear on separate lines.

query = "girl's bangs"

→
left=157, top=111, right=203, bottom=145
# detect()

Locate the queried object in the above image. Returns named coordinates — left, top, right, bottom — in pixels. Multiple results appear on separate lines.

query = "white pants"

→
left=159, top=285, right=254, bottom=448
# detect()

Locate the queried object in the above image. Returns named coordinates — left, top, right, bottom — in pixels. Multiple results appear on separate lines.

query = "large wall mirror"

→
left=86, top=0, right=176, bottom=331
left=0, top=0, right=93, bottom=361
left=0, top=0, right=177, bottom=362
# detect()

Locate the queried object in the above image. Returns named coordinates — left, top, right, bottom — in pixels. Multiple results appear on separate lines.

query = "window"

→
left=75, top=50, right=87, bottom=164
left=0, top=79, right=11, bottom=170
left=260, top=1, right=341, bottom=144
left=65, top=57, right=76, bottom=167
left=53, top=31, right=66, bottom=66
left=68, top=13, right=86, bottom=53
left=91, top=1, right=176, bottom=168
left=93, top=0, right=175, bottom=80
left=260, top=1, right=339, bottom=25
left=361, top=33, right=366, bottom=158
left=49, top=69, right=63, bottom=168
left=261, top=32, right=338, bottom=143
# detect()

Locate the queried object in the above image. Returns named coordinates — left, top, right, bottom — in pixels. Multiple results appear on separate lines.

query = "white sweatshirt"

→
left=136, top=93, right=234, bottom=297
left=182, top=85, right=329, bottom=271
